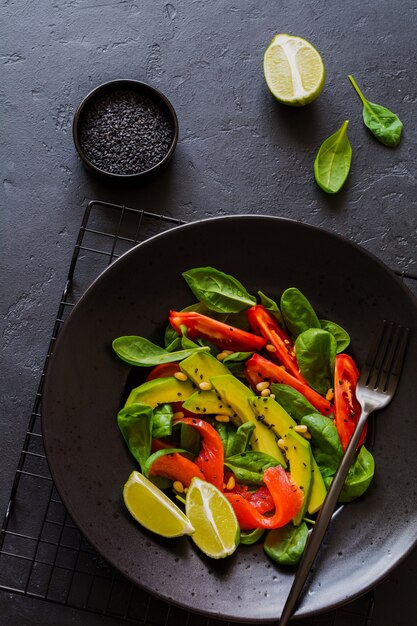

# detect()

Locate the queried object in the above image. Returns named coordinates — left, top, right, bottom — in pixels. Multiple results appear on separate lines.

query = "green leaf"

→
left=295, top=328, right=337, bottom=395
left=339, top=446, right=375, bottom=502
left=112, top=335, right=209, bottom=366
left=264, top=523, right=309, bottom=566
left=319, top=319, right=350, bottom=352
left=314, top=120, right=352, bottom=193
left=280, top=288, right=321, bottom=338
left=300, top=413, right=342, bottom=477
left=257, top=290, right=285, bottom=327
left=224, top=451, right=282, bottom=485
left=348, top=75, right=403, bottom=147
left=117, top=403, right=153, bottom=472
left=182, top=266, right=256, bottom=313
left=270, top=383, right=318, bottom=423
left=152, top=403, right=173, bottom=439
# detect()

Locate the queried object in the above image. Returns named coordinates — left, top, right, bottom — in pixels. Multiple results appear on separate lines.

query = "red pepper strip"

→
left=148, top=452, right=205, bottom=487
left=176, top=418, right=224, bottom=491
left=245, top=353, right=333, bottom=416
left=169, top=310, right=267, bottom=352
left=146, top=362, right=181, bottom=381
left=225, top=465, right=303, bottom=530
left=334, top=354, right=367, bottom=451
left=246, top=305, right=305, bottom=382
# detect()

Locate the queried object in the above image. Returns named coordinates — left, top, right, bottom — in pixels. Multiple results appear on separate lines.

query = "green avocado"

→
left=210, top=375, right=286, bottom=466
left=250, top=396, right=326, bottom=515
left=182, top=389, right=234, bottom=416
left=283, top=429, right=313, bottom=525
left=125, top=376, right=196, bottom=408
left=179, top=350, right=231, bottom=384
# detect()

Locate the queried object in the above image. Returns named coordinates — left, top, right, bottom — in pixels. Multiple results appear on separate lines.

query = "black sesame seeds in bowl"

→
left=73, top=80, right=178, bottom=181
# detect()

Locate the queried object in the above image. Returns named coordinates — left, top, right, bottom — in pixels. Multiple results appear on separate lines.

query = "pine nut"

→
left=260, top=388, right=271, bottom=397
left=199, top=381, right=212, bottom=391
left=269, top=393, right=276, bottom=399
left=266, top=344, right=277, bottom=352
left=326, top=388, right=334, bottom=401
left=302, top=432, right=312, bottom=439
left=294, top=424, right=308, bottom=433
left=278, top=438, right=286, bottom=450
left=215, top=414, right=230, bottom=423
left=173, top=481, right=184, bottom=493
left=174, top=371, right=188, bottom=381
left=256, top=381, right=270, bottom=391
left=173, top=411, right=184, bottom=420
left=216, top=350, right=234, bottom=361
left=226, top=476, right=235, bottom=490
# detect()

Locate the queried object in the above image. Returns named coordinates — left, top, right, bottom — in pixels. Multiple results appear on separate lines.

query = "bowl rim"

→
left=72, top=78, right=179, bottom=179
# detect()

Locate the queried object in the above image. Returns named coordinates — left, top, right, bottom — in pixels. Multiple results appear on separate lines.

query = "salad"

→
left=112, top=267, right=374, bottom=565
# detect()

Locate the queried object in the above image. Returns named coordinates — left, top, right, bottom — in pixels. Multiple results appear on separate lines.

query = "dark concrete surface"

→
left=1, top=1, right=416, bottom=624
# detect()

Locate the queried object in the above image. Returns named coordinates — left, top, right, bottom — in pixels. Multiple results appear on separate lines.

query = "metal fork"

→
left=279, top=320, right=410, bottom=626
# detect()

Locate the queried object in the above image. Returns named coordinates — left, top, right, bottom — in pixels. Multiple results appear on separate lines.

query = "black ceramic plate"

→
left=42, top=216, right=417, bottom=622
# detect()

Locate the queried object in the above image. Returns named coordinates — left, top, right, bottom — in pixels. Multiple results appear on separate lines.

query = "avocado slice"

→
left=125, top=376, right=196, bottom=408
left=283, top=429, right=313, bottom=525
left=210, top=375, right=286, bottom=466
left=180, top=351, right=230, bottom=384
left=182, top=389, right=234, bottom=417
left=250, top=396, right=327, bottom=515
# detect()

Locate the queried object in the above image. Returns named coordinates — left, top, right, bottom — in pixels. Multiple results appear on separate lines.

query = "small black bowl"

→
left=72, top=79, right=179, bottom=181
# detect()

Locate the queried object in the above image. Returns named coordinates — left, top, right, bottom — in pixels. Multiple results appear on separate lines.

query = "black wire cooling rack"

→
left=2, top=198, right=404, bottom=626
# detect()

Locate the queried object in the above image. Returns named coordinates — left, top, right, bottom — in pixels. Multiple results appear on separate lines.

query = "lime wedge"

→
left=123, top=471, right=194, bottom=538
left=185, top=478, right=240, bottom=559
left=263, top=34, right=325, bottom=106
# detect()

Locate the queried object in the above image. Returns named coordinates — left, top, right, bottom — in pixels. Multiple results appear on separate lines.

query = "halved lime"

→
left=263, top=34, right=325, bottom=106
left=123, top=471, right=194, bottom=538
left=185, top=478, right=240, bottom=559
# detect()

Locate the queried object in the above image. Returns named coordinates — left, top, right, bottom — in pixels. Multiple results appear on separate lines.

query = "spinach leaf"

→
left=270, top=383, right=317, bottom=423
left=339, top=446, right=375, bottom=502
left=319, top=320, right=350, bottom=352
left=314, top=120, right=352, bottom=193
left=180, top=422, right=201, bottom=455
left=216, top=421, right=255, bottom=457
left=222, top=351, right=253, bottom=377
left=182, top=266, right=256, bottom=313
left=295, top=328, right=337, bottom=395
left=152, top=403, right=173, bottom=439
left=280, top=288, right=321, bottom=337
left=112, top=335, right=209, bottom=366
left=257, top=290, right=285, bottom=327
left=224, top=451, right=281, bottom=485
left=264, top=522, right=309, bottom=566
left=300, top=413, right=342, bottom=477
left=348, top=75, right=403, bottom=147
left=117, top=403, right=153, bottom=472
left=240, top=528, right=265, bottom=545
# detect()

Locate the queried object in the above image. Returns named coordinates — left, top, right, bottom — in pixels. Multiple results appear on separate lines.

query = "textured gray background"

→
left=1, top=1, right=417, bottom=624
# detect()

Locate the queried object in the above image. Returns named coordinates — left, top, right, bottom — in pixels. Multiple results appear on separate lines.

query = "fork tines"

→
left=362, top=320, right=410, bottom=393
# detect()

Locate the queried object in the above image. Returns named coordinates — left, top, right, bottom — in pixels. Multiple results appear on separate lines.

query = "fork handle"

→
left=279, top=409, right=370, bottom=626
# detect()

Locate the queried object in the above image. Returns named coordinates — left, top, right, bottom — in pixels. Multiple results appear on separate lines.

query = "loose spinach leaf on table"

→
left=314, top=120, right=352, bottom=193
left=270, top=383, right=318, bottom=423
left=348, top=75, right=403, bottom=147
left=319, top=319, right=350, bottom=352
left=182, top=266, right=256, bottom=313
left=112, top=335, right=208, bottom=366
left=295, top=328, right=337, bottom=395
left=224, top=450, right=281, bottom=485
left=117, top=402, right=153, bottom=472
left=280, top=287, right=321, bottom=337
left=264, top=522, right=309, bottom=566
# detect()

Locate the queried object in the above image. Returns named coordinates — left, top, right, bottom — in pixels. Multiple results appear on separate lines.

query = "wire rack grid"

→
left=0, top=199, right=389, bottom=625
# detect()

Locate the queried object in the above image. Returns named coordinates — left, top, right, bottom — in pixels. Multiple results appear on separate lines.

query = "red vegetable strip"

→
left=169, top=310, right=267, bottom=352
left=334, top=353, right=366, bottom=451
left=148, top=452, right=205, bottom=487
left=176, top=418, right=224, bottom=491
left=245, top=353, right=332, bottom=415
left=225, top=465, right=303, bottom=530
left=227, top=483, right=274, bottom=514
left=246, top=305, right=305, bottom=381
left=146, top=362, right=181, bottom=381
